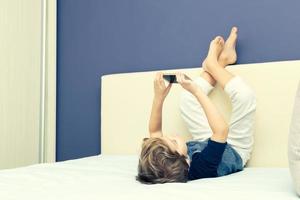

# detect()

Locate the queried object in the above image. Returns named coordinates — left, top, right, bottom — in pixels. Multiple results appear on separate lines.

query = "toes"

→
left=220, top=37, right=225, bottom=45
left=215, top=36, right=222, bottom=42
left=215, top=36, right=224, bottom=45
left=229, top=27, right=238, bottom=38
left=208, top=36, right=224, bottom=53
left=225, top=27, right=238, bottom=45
left=231, top=26, right=238, bottom=33
left=213, top=36, right=224, bottom=44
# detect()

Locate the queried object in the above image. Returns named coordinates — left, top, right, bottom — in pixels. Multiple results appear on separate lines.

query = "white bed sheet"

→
left=0, top=155, right=298, bottom=200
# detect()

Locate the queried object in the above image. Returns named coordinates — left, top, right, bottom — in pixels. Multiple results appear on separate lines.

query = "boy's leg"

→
left=180, top=27, right=237, bottom=141
left=180, top=27, right=238, bottom=141
left=223, top=76, right=256, bottom=166
left=204, top=36, right=256, bottom=166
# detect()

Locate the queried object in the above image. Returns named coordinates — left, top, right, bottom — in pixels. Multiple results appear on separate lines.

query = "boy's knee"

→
left=234, top=87, right=256, bottom=106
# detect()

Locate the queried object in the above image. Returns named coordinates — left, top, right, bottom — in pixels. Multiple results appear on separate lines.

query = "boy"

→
left=137, top=27, right=256, bottom=184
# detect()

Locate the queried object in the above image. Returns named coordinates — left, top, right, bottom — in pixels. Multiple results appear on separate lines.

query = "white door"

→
left=0, top=0, right=56, bottom=169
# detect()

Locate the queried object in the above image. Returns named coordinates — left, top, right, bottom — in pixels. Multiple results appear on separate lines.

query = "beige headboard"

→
left=101, top=60, right=300, bottom=167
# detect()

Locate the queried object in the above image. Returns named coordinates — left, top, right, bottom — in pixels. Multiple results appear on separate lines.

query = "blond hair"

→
left=136, top=137, right=189, bottom=184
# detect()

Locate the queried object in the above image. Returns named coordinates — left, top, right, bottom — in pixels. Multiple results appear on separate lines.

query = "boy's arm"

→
left=148, top=72, right=172, bottom=138
left=176, top=72, right=228, bottom=143
left=148, top=97, right=164, bottom=137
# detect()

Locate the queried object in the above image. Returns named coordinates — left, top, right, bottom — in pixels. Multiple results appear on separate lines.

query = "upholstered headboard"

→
left=101, top=60, right=300, bottom=167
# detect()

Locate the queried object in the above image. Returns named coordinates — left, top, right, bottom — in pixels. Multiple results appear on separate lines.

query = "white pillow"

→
left=288, top=81, right=300, bottom=196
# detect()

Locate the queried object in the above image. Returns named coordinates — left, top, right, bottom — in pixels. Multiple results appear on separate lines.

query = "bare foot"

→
left=202, top=36, right=224, bottom=73
left=218, top=27, right=238, bottom=66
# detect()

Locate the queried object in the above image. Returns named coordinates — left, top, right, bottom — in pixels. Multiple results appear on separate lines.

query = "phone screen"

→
left=163, top=75, right=177, bottom=83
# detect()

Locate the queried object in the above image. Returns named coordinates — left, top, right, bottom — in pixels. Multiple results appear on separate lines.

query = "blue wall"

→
left=57, top=0, right=300, bottom=161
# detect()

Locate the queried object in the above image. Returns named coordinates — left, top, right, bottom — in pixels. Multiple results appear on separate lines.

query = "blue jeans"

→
left=186, top=139, right=243, bottom=176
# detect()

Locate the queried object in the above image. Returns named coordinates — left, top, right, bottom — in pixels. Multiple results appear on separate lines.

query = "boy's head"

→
left=136, top=135, right=189, bottom=184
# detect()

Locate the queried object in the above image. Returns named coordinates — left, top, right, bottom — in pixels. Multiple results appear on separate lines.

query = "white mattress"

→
left=0, top=155, right=298, bottom=200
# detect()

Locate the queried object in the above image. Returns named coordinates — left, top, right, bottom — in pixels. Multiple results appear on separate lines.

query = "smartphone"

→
left=163, top=75, right=177, bottom=83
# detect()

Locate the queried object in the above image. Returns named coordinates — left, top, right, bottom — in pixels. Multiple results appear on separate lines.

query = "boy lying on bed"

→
left=136, top=27, right=257, bottom=184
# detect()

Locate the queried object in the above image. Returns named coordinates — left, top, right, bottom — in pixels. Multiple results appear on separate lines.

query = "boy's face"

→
left=161, top=135, right=188, bottom=157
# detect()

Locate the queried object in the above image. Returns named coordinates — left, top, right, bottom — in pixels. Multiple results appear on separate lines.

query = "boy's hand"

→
left=176, top=72, right=198, bottom=94
left=154, top=72, right=172, bottom=100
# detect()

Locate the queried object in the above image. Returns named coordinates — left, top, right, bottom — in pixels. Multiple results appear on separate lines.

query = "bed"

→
left=1, top=60, right=300, bottom=199
left=0, top=155, right=297, bottom=199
